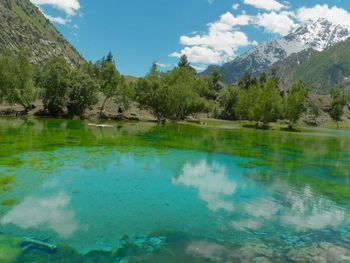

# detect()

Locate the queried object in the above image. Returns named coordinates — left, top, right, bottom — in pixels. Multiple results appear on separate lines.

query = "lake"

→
left=0, top=117, right=350, bottom=262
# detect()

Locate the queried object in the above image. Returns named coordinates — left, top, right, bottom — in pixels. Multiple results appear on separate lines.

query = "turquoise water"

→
left=1, top=118, right=350, bottom=262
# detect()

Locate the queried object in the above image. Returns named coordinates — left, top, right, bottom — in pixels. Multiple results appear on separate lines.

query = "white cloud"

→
left=232, top=4, right=240, bottom=10
left=243, top=0, right=285, bottom=11
left=30, top=0, right=80, bottom=16
left=172, top=160, right=236, bottom=212
left=45, top=14, right=68, bottom=25
left=155, top=62, right=172, bottom=68
left=255, top=11, right=296, bottom=36
left=170, top=12, right=253, bottom=66
left=171, top=3, right=350, bottom=67
left=296, top=4, right=350, bottom=26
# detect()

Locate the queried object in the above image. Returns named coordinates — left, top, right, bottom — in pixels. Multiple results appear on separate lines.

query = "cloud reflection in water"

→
left=1, top=191, right=79, bottom=239
left=173, top=160, right=236, bottom=212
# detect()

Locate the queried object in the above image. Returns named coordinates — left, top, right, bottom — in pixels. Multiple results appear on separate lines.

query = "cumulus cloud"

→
left=255, top=11, right=296, bottom=36
left=243, top=0, right=284, bottom=11
left=170, top=12, right=253, bottom=66
left=296, top=4, right=350, bottom=26
left=171, top=2, right=350, bottom=68
left=44, top=14, right=68, bottom=25
left=232, top=4, right=240, bottom=10
left=155, top=62, right=172, bottom=68
left=30, top=0, right=80, bottom=16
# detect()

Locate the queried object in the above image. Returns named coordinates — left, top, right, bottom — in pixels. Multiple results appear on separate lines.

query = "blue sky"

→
left=31, top=0, right=350, bottom=76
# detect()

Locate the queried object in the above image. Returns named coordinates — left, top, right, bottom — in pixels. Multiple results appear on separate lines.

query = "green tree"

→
left=178, top=55, right=190, bottom=68
left=99, top=53, right=126, bottom=116
left=329, top=86, right=348, bottom=128
left=238, top=71, right=252, bottom=89
left=136, top=63, right=166, bottom=122
left=258, top=72, right=267, bottom=85
left=282, top=81, right=308, bottom=129
left=0, top=49, right=36, bottom=111
left=136, top=64, right=209, bottom=122
left=40, top=57, right=71, bottom=116
left=162, top=67, right=208, bottom=120
left=219, top=86, right=238, bottom=119
left=252, top=79, right=281, bottom=126
left=236, top=80, right=281, bottom=127
left=307, top=97, right=322, bottom=125
left=211, top=68, right=224, bottom=93
left=67, top=71, right=98, bottom=116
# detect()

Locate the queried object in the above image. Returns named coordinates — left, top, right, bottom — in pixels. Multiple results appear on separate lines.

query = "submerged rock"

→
left=287, top=242, right=350, bottom=263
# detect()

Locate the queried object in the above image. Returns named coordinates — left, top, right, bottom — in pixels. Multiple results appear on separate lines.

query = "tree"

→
left=210, top=68, right=225, bottom=94
left=99, top=53, right=125, bottom=116
left=329, top=86, right=348, bottom=128
left=161, top=67, right=208, bottom=120
left=282, top=81, right=308, bottom=129
left=178, top=55, right=190, bottom=68
left=40, top=57, right=71, bottom=116
left=0, top=49, right=36, bottom=111
left=238, top=71, right=252, bottom=89
left=136, top=64, right=209, bottom=122
left=67, top=71, right=98, bottom=116
left=252, top=79, right=281, bottom=126
left=258, top=72, right=267, bottom=85
left=236, top=79, right=281, bottom=127
left=219, top=86, right=238, bottom=119
left=136, top=63, right=166, bottom=122
left=307, top=97, right=322, bottom=125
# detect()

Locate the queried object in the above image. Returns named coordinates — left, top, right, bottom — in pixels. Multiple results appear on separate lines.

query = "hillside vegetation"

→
left=274, top=39, right=350, bottom=92
left=0, top=0, right=83, bottom=66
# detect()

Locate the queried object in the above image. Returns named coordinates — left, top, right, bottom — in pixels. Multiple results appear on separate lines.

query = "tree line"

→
left=0, top=49, right=348, bottom=128
left=0, top=49, right=132, bottom=118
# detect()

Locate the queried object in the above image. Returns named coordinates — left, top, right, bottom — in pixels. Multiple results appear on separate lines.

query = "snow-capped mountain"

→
left=202, top=18, right=350, bottom=84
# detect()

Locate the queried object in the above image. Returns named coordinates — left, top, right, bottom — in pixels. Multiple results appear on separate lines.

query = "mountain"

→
left=202, top=18, right=350, bottom=85
left=0, top=0, right=83, bottom=65
left=272, top=38, right=350, bottom=92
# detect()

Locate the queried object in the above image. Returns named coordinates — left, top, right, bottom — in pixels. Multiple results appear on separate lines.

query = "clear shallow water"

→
left=0, top=118, right=350, bottom=262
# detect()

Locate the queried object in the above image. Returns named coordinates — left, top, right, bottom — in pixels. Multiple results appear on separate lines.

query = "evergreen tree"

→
left=178, top=55, right=190, bottom=68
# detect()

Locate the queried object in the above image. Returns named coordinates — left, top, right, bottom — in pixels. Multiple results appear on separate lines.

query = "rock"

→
left=253, top=256, right=272, bottom=263
left=287, top=243, right=350, bottom=263
left=238, top=239, right=274, bottom=260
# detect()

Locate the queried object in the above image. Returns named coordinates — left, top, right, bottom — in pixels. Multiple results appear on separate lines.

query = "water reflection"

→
left=185, top=240, right=233, bottom=260
left=172, top=160, right=236, bottom=212
left=281, top=187, right=347, bottom=231
left=1, top=191, right=79, bottom=239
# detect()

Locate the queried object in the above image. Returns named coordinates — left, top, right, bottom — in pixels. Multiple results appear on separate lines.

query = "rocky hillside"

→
left=0, top=0, right=83, bottom=65
left=273, top=39, right=350, bottom=93
left=202, top=19, right=350, bottom=85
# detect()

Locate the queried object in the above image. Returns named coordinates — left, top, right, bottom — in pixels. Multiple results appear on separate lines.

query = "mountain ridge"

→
left=0, top=0, right=83, bottom=66
left=201, top=18, right=350, bottom=85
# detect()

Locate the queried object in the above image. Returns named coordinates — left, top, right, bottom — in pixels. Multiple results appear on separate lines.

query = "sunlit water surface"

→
left=0, top=117, right=350, bottom=262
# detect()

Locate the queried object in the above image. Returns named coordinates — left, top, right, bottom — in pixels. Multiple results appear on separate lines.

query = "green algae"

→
left=0, top=235, right=22, bottom=263
left=1, top=199, right=16, bottom=206
left=0, top=176, right=15, bottom=192
left=1, top=116, right=350, bottom=205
